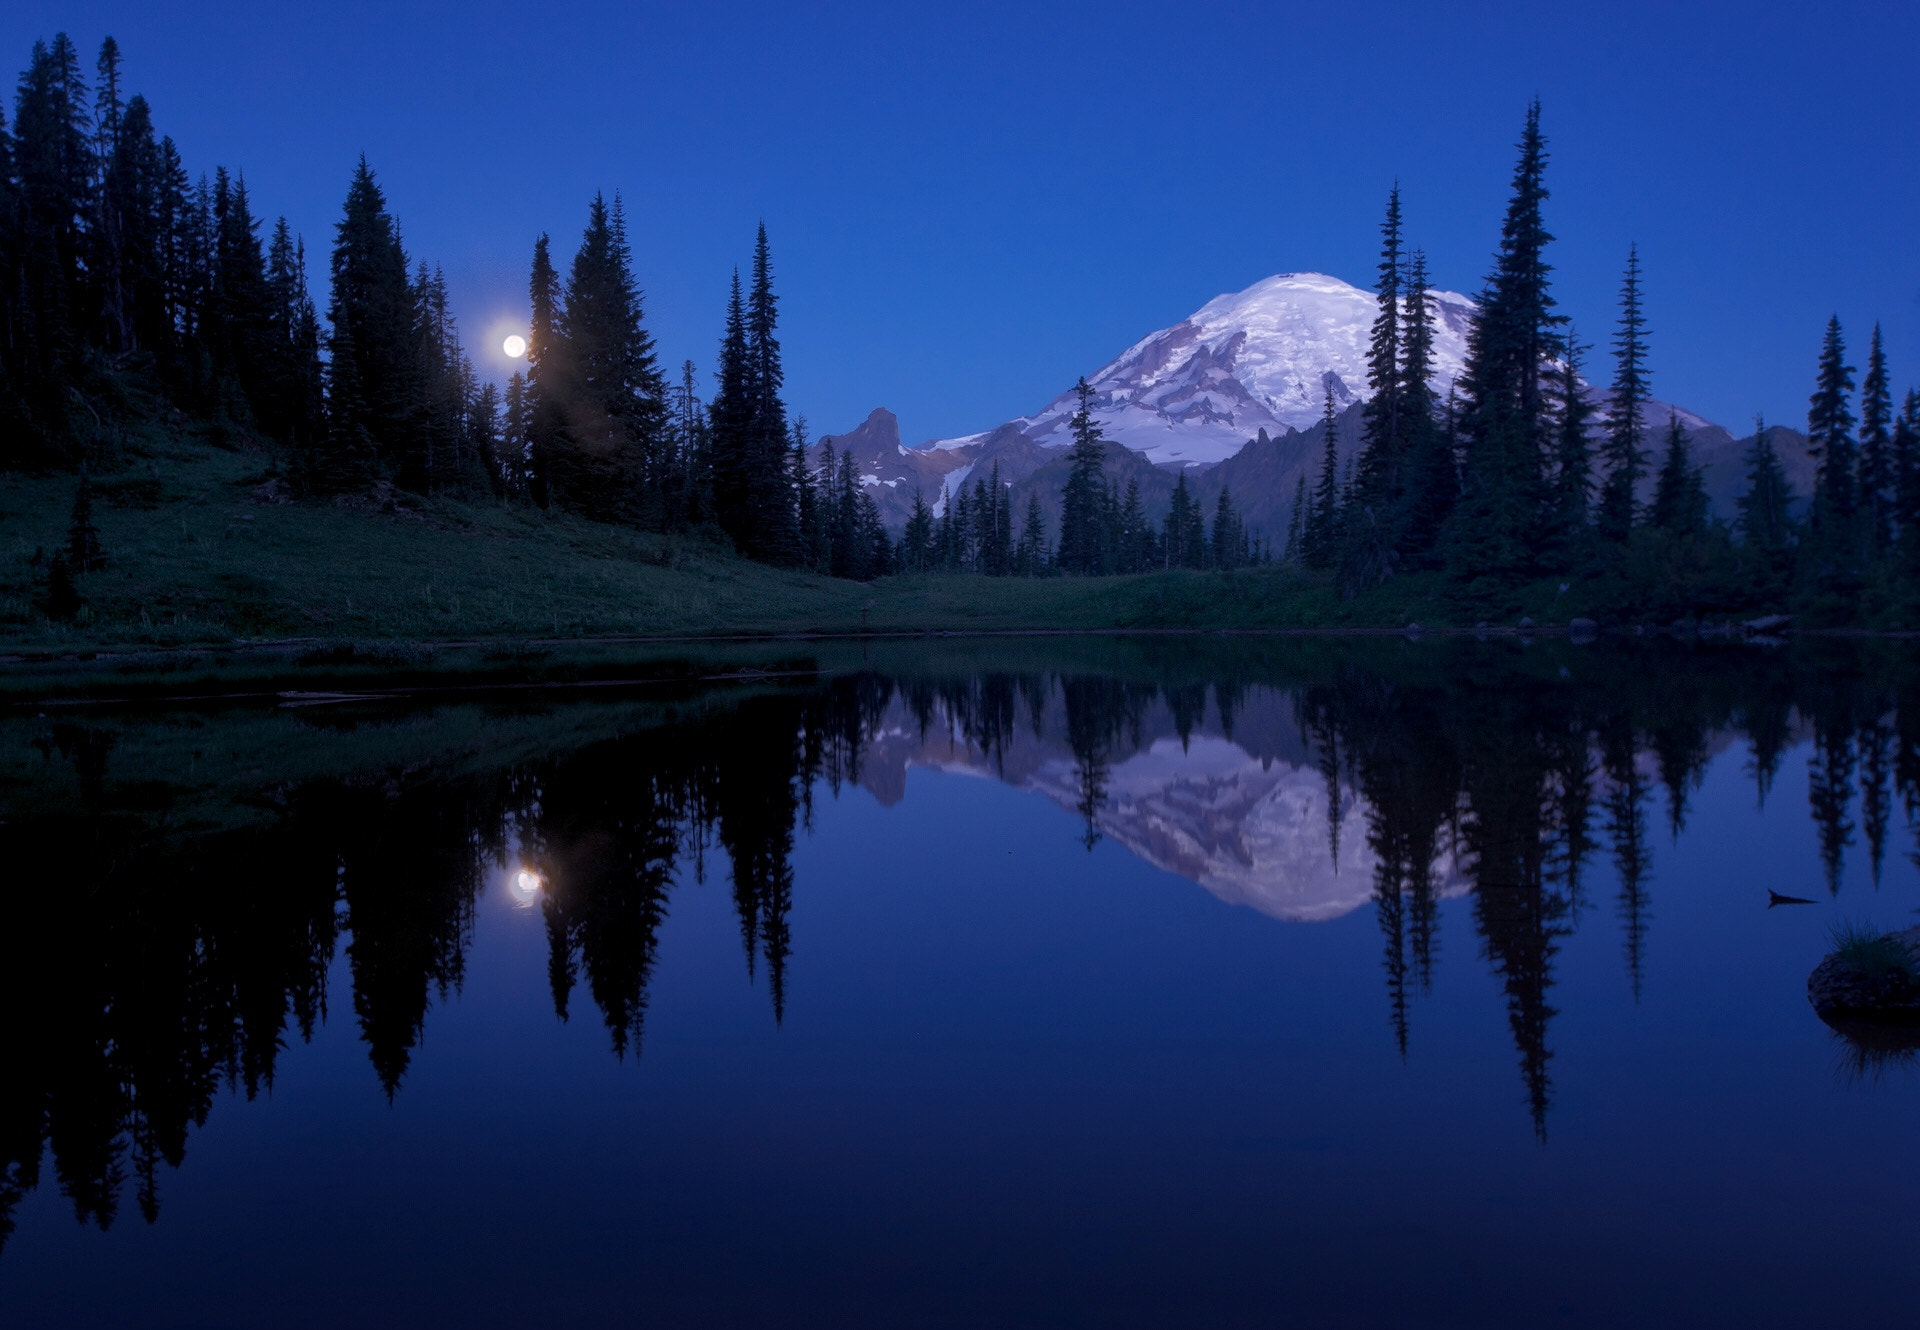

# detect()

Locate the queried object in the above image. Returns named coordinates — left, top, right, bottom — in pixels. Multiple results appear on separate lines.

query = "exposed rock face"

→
left=811, top=407, right=972, bottom=532
left=1808, top=926, right=1920, bottom=1022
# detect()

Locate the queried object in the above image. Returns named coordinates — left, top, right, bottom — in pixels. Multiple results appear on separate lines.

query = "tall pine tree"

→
left=1596, top=245, right=1649, bottom=544
left=1444, top=101, right=1558, bottom=588
left=319, top=159, right=411, bottom=490
left=1857, top=322, right=1892, bottom=556
left=708, top=268, right=753, bottom=547
left=744, top=224, right=797, bottom=562
left=1305, top=384, right=1342, bottom=570
left=548, top=193, right=666, bottom=521
left=524, top=233, right=563, bottom=508
left=1354, top=186, right=1403, bottom=519
left=1803, top=315, right=1859, bottom=591
left=1055, top=378, right=1109, bottom=575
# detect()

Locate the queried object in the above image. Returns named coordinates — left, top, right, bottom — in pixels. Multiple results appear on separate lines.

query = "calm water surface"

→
left=2, top=638, right=1917, bottom=1328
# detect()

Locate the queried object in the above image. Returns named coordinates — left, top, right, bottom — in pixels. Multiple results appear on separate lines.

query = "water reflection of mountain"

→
left=3, top=641, right=1918, bottom=1247
left=861, top=686, right=1461, bottom=922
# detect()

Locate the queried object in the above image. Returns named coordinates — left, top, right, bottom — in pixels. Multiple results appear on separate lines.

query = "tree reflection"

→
left=5, top=639, right=1920, bottom=1247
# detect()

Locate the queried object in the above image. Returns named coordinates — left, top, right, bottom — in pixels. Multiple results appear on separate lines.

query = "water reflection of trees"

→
left=5, top=643, right=1920, bottom=1245
left=1290, top=647, right=1920, bottom=1137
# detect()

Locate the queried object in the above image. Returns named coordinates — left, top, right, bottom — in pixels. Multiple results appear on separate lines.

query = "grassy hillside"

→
left=2, top=433, right=1832, bottom=704
left=2, top=439, right=1376, bottom=652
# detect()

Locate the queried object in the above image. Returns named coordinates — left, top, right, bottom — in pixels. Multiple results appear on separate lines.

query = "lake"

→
left=3, top=636, right=1917, bottom=1328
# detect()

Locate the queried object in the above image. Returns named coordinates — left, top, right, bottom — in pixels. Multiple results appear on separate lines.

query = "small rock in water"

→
left=1808, top=925, right=1920, bottom=1022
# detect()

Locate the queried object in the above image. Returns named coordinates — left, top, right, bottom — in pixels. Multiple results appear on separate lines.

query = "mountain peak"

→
left=930, top=270, right=1476, bottom=465
left=822, top=405, right=902, bottom=454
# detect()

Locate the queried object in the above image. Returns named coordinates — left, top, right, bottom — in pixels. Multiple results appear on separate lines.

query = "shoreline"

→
left=5, top=621, right=1908, bottom=710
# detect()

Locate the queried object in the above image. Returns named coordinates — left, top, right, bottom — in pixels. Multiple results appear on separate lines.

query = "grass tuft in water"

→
left=1828, top=920, right=1920, bottom=980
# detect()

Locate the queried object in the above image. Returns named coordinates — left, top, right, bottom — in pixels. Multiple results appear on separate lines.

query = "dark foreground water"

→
left=3, top=637, right=1918, bottom=1328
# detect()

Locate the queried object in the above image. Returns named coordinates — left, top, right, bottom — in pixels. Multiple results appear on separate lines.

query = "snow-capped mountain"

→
left=929, top=272, right=1478, bottom=467
left=819, top=269, right=1801, bottom=536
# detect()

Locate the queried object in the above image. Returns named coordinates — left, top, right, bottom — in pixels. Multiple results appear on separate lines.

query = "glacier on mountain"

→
left=931, top=272, right=1477, bottom=466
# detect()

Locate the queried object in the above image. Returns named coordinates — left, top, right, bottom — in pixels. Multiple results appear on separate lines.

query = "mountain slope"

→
left=931, top=272, right=1476, bottom=467
left=824, top=270, right=1814, bottom=538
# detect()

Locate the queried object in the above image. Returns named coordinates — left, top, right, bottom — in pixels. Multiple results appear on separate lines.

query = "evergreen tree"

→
left=1894, top=392, right=1920, bottom=575
left=901, top=488, right=935, bottom=572
left=107, top=96, right=170, bottom=361
left=1016, top=494, right=1047, bottom=575
left=1548, top=327, right=1595, bottom=554
left=321, top=159, right=411, bottom=490
left=1354, top=186, right=1403, bottom=520
left=1305, top=385, right=1342, bottom=570
left=1211, top=484, right=1244, bottom=571
left=1285, top=474, right=1308, bottom=563
left=708, top=268, right=753, bottom=545
left=1444, top=101, right=1559, bottom=587
left=994, top=465, right=1015, bottom=573
left=1397, top=249, right=1453, bottom=565
left=1804, top=315, right=1859, bottom=589
left=792, top=420, right=825, bottom=572
left=88, top=41, right=135, bottom=356
left=977, top=461, right=1011, bottom=574
left=262, top=219, right=325, bottom=454
left=468, top=380, right=508, bottom=497
left=207, top=169, right=275, bottom=428
left=1114, top=476, right=1148, bottom=573
left=9, top=35, right=95, bottom=455
left=502, top=370, right=531, bottom=499
left=1650, top=412, right=1707, bottom=538
left=1857, top=322, right=1893, bottom=555
left=524, top=233, right=563, bottom=508
left=1056, top=378, right=1109, bottom=575
left=827, top=444, right=856, bottom=576
left=407, top=262, right=470, bottom=493
left=744, top=224, right=797, bottom=562
left=857, top=489, right=891, bottom=579
left=316, top=323, right=375, bottom=494
left=668, top=358, right=707, bottom=526
left=548, top=193, right=665, bottom=520
left=1736, top=415, right=1795, bottom=569
left=1596, top=245, right=1649, bottom=544
left=117, top=98, right=171, bottom=361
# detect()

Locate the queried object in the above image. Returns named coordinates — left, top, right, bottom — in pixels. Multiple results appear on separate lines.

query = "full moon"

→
left=508, top=867, right=543, bottom=906
left=502, top=334, right=527, bottom=359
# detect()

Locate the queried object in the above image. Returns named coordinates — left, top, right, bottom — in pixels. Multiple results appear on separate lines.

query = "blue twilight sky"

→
left=4, top=0, right=1915, bottom=443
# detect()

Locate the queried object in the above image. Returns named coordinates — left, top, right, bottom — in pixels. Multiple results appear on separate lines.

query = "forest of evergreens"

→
left=3, top=37, right=1917, bottom=634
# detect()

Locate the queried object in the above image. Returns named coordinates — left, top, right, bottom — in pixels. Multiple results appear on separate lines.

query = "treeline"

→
left=1047, top=381, right=1266, bottom=576
left=0, top=35, right=808, bottom=561
left=874, top=384, right=1268, bottom=581
left=1285, top=103, right=1920, bottom=621
left=8, top=37, right=1916, bottom=615
left=0, top=35, right=327, bottom=464
left=0, top=29, right=1271, bottom=588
